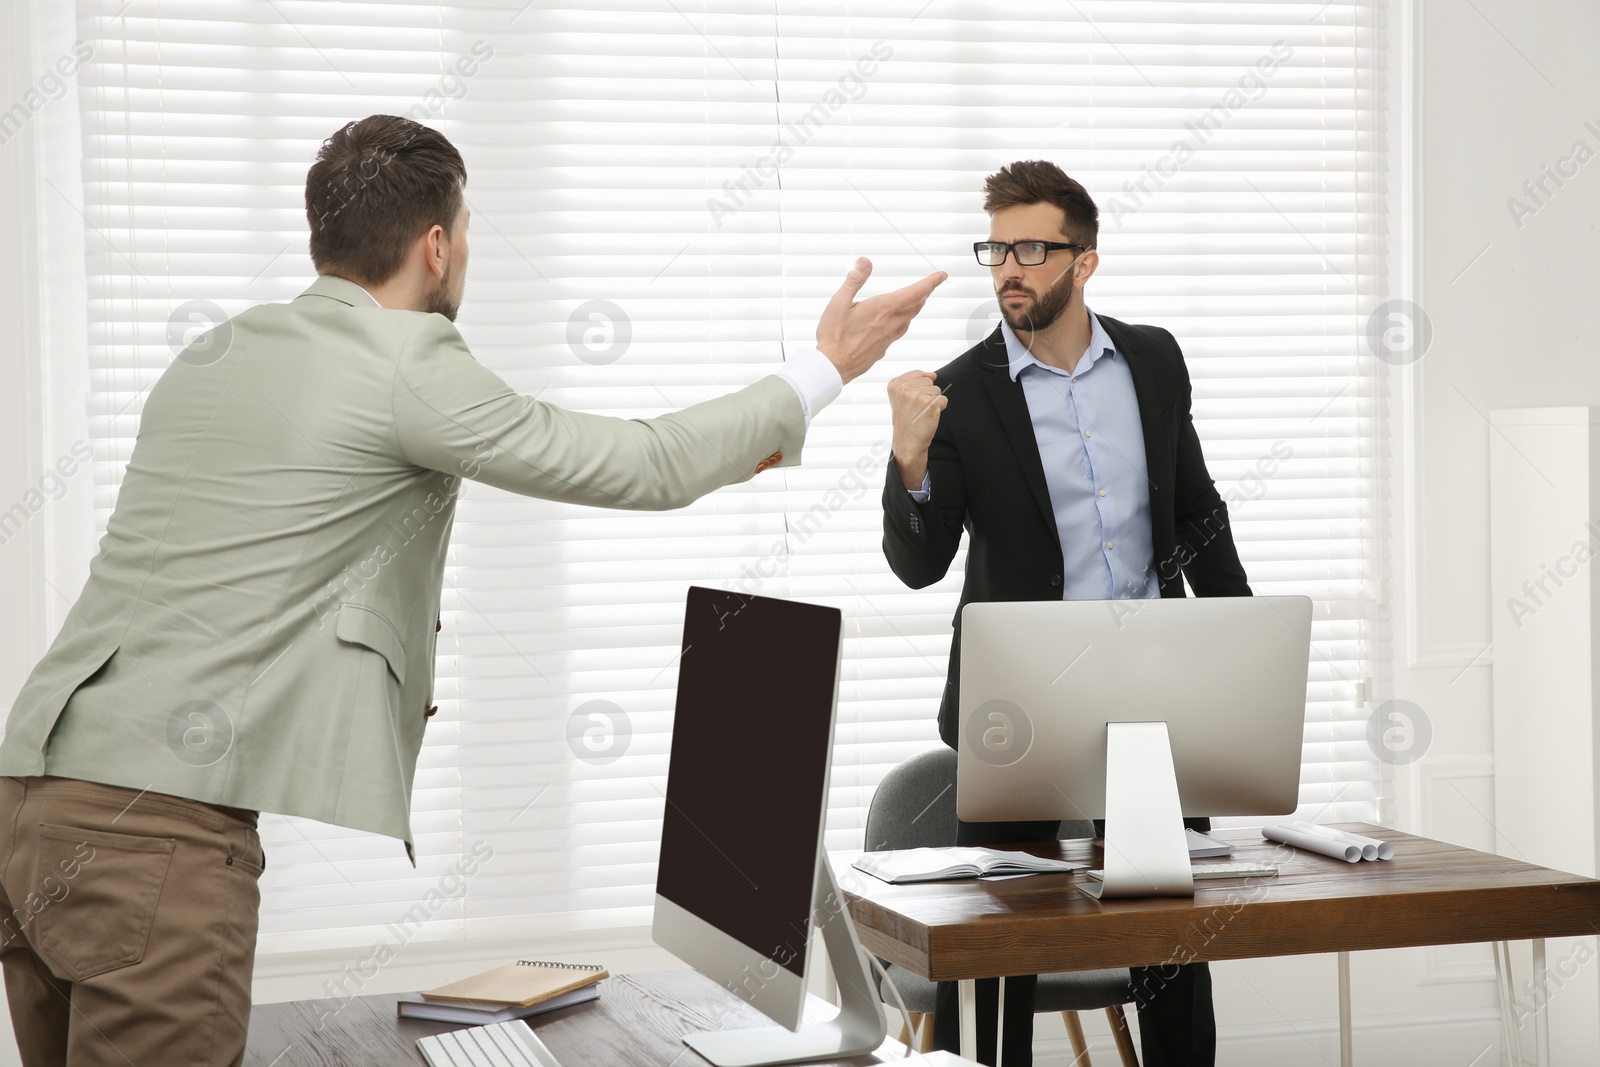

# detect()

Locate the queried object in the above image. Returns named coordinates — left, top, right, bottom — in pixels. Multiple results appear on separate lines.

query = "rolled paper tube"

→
left=1332, top=827, right=1394, bottom=861
left=1289, top=822, right=1378, bottom=861
left=1262, top=823, right=1362, bottom=862
left=1289, top=822, right=1395, bottom=861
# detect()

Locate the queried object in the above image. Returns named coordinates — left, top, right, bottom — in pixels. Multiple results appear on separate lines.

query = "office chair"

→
left=862, top=746, right=1140, bottom=1067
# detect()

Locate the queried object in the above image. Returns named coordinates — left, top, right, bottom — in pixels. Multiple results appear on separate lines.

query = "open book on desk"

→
left=853, top=846, right=1085, bottom=884
left=854, top=831, right=1232, bottom=885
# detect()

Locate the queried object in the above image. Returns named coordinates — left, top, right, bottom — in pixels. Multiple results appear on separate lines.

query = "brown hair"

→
left=982, top=160, right=1098, bottom=249
left=305, top=115, right=467, bottom=285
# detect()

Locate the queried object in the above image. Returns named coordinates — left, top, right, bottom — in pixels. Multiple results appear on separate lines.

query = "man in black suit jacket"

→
left=880, top=161, right=1249, bottom=1067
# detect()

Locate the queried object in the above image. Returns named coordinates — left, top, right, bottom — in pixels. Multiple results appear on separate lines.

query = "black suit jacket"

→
left=882, top=314, right=1251, bottom=748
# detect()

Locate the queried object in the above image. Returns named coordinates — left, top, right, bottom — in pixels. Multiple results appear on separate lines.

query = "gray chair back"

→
left=863, top=747, right=960, bottom=852
left=863, top=746, right=1093, bottom=851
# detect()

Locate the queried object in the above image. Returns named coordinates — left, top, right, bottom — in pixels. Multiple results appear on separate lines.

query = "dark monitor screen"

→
left=656, top=587, right=842, bottom=979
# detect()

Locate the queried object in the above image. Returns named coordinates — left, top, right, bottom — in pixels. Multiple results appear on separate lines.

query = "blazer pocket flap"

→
left=335, top=604, right=408, bottom=685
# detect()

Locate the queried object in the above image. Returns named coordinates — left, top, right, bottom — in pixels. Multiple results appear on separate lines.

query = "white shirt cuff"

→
left=907, top=469, right=931, bottom=502
left=774, top=347, right=843, bottom=426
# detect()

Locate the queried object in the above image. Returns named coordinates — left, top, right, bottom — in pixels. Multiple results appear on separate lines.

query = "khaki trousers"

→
left=0, top=776, right=264, bottom=1067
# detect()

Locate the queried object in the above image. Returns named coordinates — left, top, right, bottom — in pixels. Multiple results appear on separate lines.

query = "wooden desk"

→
left=840, top=824, right=1600, bottom=1066
left=243, top=969, right=903, bottom=1067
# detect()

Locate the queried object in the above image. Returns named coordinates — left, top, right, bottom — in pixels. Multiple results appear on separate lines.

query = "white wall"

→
left=1380, top=0, right=1600, bottom=1061
left=0, top=5, right=40, bottom=1060
left=1400, top=2, right=1600, bottom=731
left=0, top=0, right=44, bottom=713
left=3, top=1, right=1598, bottom=1063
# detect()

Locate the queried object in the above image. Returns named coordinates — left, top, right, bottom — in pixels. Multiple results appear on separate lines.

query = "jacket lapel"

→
left=976, top=329, right=1060, bottom=548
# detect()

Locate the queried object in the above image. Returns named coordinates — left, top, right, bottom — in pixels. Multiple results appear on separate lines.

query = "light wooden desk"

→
left=840, top=824, right=1600, bottom=1066
left=243, top=969, right=909, bottom=1067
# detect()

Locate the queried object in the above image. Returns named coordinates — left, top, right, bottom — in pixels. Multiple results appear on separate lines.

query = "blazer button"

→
left=1050, top=575, right=1062, bottom=587
left=424, top=704, right=439, bottom=719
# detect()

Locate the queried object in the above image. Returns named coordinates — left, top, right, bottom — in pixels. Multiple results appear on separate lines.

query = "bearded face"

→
left=995, top=258, right=1079, bottom=334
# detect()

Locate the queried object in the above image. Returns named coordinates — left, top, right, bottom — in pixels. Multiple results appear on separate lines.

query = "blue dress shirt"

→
left=912, top=310, right=1159, bottom=600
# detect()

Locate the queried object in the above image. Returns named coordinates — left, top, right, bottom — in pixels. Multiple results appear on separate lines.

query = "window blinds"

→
left=73, top=0, right=1384, bottom=958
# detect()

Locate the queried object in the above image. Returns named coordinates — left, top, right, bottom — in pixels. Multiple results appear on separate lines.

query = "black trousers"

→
left=931, top=818, right=1217, bottom=1067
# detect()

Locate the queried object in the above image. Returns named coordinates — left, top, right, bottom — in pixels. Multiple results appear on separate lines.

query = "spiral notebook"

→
left=418, top=959, right=608, bottom=1007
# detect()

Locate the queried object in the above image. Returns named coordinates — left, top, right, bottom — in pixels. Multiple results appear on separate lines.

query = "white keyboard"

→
left=1189, top=861, right=1279, bottom=879
left=1086, top=862, right=1279, bottom=881
left=417, top=1020, right=564, bottom=1067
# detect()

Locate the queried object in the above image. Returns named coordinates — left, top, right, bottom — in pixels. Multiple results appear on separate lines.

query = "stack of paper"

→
left=1262, top=822, right=1395, bottom=863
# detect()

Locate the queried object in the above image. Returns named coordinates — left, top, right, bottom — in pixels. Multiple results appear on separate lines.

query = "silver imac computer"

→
left=652, top=586, right=887, bottom=1067
left=956, top=595, right=1313, bottom=900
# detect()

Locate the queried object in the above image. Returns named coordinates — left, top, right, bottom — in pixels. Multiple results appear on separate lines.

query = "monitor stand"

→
left=682, top=853, right=888, bottom=1067
left=1081, top=721, right=1196, bottom=900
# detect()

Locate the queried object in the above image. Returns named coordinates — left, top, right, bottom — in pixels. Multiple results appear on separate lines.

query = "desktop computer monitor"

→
left=652, top=586, right=886, bottom=1067
left=956, top=595, right=1313, bottom=898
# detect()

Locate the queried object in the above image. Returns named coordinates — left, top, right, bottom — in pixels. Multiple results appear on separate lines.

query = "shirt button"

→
left=1106, top=541, right=1115, bottom=550
left=1084, top=430, right=1092, bottom=438
left=1098, top=488, right=1107, bottom=497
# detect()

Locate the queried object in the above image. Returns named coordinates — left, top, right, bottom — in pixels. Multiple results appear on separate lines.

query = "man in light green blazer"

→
left=0, top=115, right=943, bottom=1065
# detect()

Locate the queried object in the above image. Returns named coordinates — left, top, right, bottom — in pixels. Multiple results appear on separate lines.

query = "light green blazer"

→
left=0, top=275, right=807, bottom=861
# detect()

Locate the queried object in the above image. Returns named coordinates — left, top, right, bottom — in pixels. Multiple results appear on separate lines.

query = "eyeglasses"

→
left=973, top=240, right=1086, bottom=267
